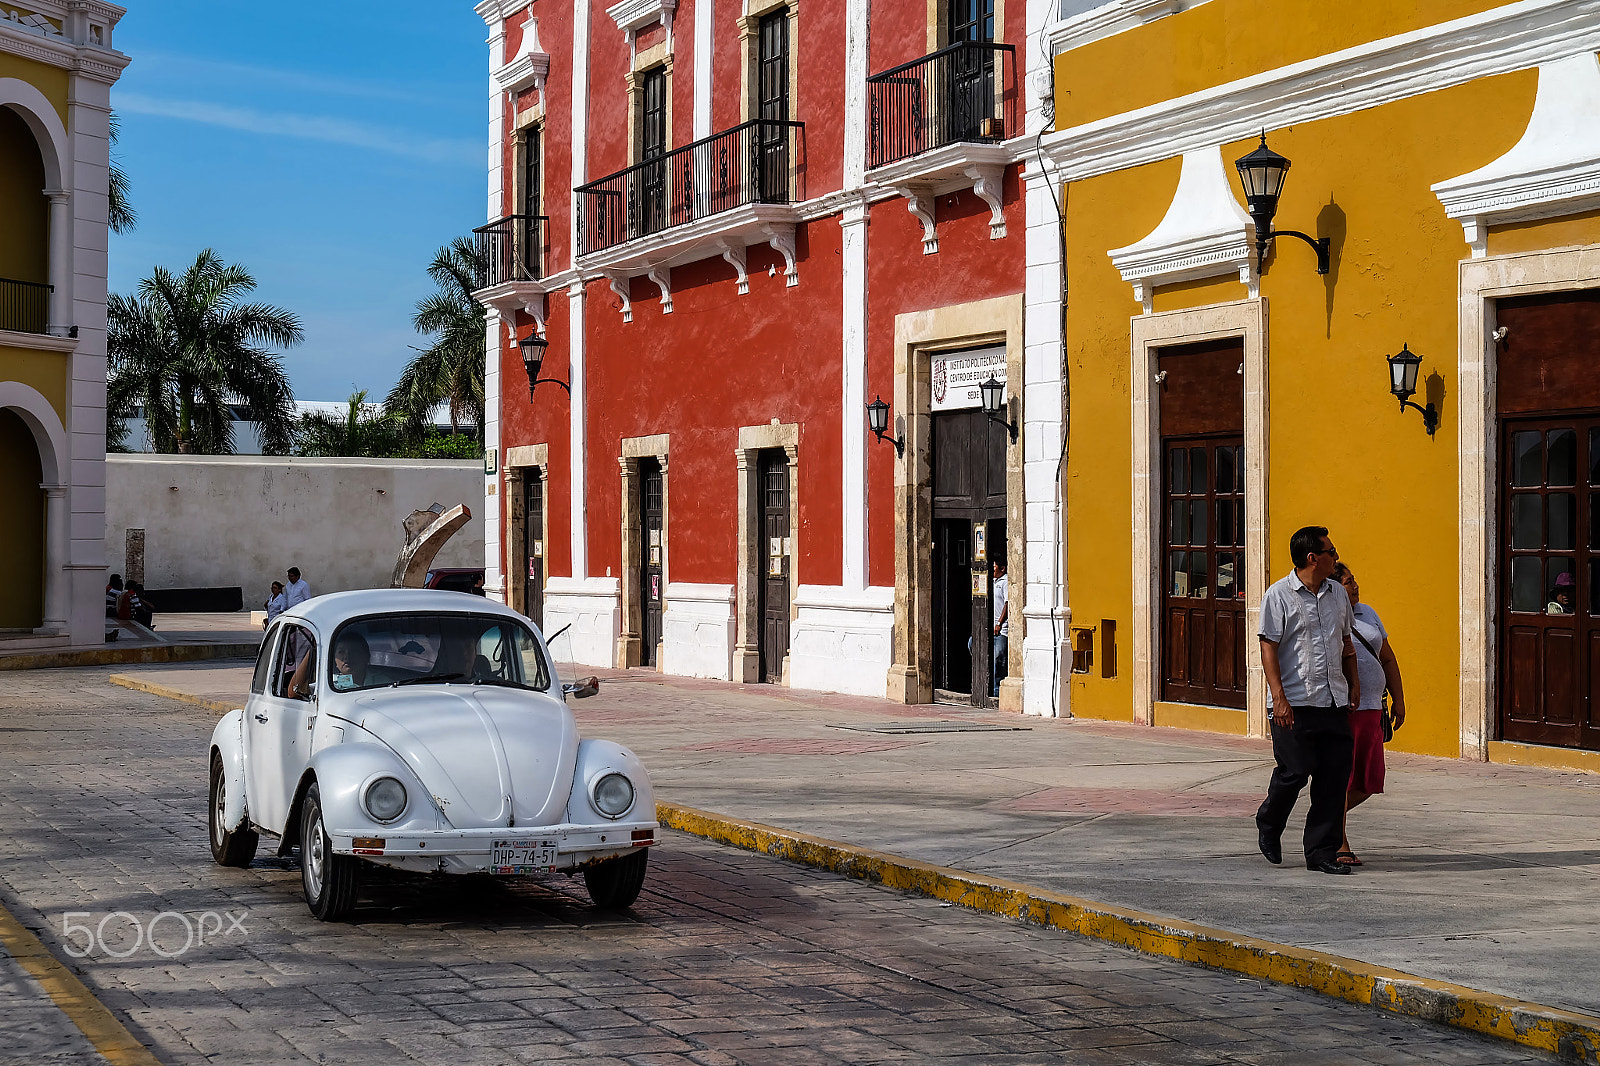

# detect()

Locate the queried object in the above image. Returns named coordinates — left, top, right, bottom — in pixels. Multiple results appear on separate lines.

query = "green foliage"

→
left=109, top=110, right=136, bottom=235
left=294, top=390, right=405, bottom=457
left=396, top=428, right=484, bottom=460
left=384, top=237, right=486, bottom=442
left=107, top=249, right=302, bottom=454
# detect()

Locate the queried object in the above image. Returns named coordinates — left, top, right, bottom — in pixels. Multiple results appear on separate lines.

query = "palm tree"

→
left=384, top=236, right=486, bottom=442
left=295, top=390, right=403, bottom=457
left=109, top=110, right=135, bottom=234
left=107, top=250, right=303, bottom=454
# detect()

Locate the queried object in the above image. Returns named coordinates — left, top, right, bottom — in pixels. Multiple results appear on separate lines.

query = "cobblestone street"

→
left=0, top=667, right=1549, bottom=1064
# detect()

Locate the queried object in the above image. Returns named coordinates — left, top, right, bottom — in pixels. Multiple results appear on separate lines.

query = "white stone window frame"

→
left=503, top=443, right=548, bottom=620
left=616, top=433, right=670, bottom=668
left=1128, top=298, right=1270, bottom=736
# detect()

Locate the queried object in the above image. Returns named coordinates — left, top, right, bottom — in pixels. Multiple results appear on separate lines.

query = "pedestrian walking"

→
left=1333, top=561, right=1407, bottom=867
left=284, top=566, right=312, bottom=609
left=1256, top=525, right=1361, bottom=875
left=264, top=581, right=287, bottom=628
left=991, top=558, right=1010, bottom=697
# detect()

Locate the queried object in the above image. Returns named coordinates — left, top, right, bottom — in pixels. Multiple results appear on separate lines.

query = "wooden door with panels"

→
left=757, top=449, right=791, bottom=683
left=638, top=457, right=664, bottom=667
left=639, top=67, right=667, bottom=236
left=1496, top=290, right=1600, bottom=750
left=756, top=9, right=789, bottom=203
left=522, top=471, right=543, bottom=631
left=931, top=404, right=1007, bottom=706
left=1158, top=339, right=1246, bottom=710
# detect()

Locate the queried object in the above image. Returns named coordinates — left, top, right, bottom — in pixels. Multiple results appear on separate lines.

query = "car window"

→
left=250, top=627, right=279, bottom=695
left=328, top=613, right=551, bottom=693
left=272, top=625, right=317, bottom=702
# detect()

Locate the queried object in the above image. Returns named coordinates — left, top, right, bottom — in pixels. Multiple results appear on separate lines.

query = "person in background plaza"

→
left=116, top=581, right=154, bottom=629
left=1548, top=572, right=1576, bottom=614
left=284, top=566, right=311, bottom=609
left=1256, top=525, right=1361, bottom=875
left=991, top=558, right=1009, bottom=697
left=471, top=572, right=487, bottom=596
left=105, top=574, right=122, bottom=618
left=264, top=581, right=286, bottom=628
left=1333, top=561, right=1408, bottom=867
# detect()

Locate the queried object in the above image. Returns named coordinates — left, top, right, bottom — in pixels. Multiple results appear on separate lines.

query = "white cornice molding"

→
left=0, top=328, right=77, bottom=353
left=476, top=0, right=530, bottom=26
left=607, top=0, right=674, bottom=34
left=493, top=16, right=550, bottom=96
left=1041, top=0, right=1600, bottom=186
left=0, top=19, right=128, bottom=81
left=867, top=142, right=1015, bottom=249
left=1043, top=0, right=1202, bottom=57
left=1433, top=52, right=1600, bottom=256
left=1108, top=145, right=1256, bottom=311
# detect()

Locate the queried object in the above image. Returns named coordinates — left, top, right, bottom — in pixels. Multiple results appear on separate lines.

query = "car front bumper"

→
left=328, top=821, right=659, bottom=875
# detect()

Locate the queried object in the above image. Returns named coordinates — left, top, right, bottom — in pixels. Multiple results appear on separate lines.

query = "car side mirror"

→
left=563, top=676, right=600, bottom=699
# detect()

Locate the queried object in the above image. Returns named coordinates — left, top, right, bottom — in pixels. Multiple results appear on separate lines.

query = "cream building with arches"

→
left=0, top=2, right=128, bottom=649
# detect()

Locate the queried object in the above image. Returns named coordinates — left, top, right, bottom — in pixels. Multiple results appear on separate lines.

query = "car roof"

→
left=278, top=588, right=527, bottom=634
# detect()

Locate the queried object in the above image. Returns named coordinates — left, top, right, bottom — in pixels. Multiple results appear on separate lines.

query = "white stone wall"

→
left=542, top=577, right=620, bottom=666
left=661, top=582, right=734, bottom=680
left=787, top=585, right=895, bottom=698
left=104, top=455, right=485, bottom=600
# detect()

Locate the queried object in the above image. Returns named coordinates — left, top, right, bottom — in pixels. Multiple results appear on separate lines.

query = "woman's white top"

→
left=1350, top=602, right=1388, bottom=711
left=265, top=592, right=287, bottom=622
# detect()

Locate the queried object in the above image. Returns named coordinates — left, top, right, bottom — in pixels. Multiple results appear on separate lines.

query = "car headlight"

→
left=363, top=777, right=407, bottom=822
left=592, top=772, right=634, bottom=818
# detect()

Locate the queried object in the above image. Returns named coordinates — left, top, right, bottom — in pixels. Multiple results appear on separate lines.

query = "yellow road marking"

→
left=659, top=801, right=1600, bottom=1062
left=0, top=899, right=163, bottom=1066
left=107, top=675, right=234, bottom=715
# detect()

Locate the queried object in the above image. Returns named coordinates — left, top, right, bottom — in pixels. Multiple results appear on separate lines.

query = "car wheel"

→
left=208, top=752, right=258, bottom=867
left=583, top=848, right=648, bottom=909
left=300, top=782, right=359, bottom=921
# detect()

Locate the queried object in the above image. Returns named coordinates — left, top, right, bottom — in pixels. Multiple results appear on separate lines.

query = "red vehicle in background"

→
left=424, top=568, right=485, bottom=595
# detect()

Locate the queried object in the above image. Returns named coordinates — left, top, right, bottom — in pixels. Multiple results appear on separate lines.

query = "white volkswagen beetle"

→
left=207, top=589, right=656, bottom=920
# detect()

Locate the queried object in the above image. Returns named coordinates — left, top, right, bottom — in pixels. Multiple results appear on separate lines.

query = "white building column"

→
left=568, top=280, right=588, bottom=578
left=484, top=311, right=505, bottom=601
left=840, top=201, right=869, bottom=590
left=44, top=190, right=70, bottom=336
left=40, top=483, right=69, bottom=632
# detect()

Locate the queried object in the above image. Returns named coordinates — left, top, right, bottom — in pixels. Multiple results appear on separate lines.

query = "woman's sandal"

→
left=1335, top=851, right=1363, bottom=866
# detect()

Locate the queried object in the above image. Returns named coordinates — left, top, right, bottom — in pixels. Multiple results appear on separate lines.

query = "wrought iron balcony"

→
left=576, top=119, right=805, bottom=256
left=473, top=214, right=549, bottom=289
left=868, top=41, right=1016, bottom=170
left=0, top=277, right=49, bottom=334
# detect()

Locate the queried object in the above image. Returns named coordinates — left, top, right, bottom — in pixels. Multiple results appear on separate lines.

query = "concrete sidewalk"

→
left=112, top=660, right=1600, bottom=1022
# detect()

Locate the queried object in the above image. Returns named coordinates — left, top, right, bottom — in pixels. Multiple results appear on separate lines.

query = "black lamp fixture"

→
left=978, top=375, right=1017, bottom=443
left=518, top=330, right=569, bottom=397
left=866, top=394, right=904, bottom=457
left=1385, top=343, right=1439, bottom=437
left=1234, top=133, right=1330, bottom=276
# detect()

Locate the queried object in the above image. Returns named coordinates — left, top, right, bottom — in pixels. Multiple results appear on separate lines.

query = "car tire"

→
left=208, top=752, right=258, bottom=867
left=300, top=782, right=359, bottom=921
left=583, top=848, right=648, bottom=909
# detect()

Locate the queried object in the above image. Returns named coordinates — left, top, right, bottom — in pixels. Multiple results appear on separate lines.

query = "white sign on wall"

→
left=930, top=346, right=1006, bottom=412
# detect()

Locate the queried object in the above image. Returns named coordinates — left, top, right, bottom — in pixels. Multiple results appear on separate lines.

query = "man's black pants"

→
left=1256, top=706, right=1354, bottom=865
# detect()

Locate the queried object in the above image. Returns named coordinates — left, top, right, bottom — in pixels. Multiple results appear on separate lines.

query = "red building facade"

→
left=472, top=0, right=1065, bottom=710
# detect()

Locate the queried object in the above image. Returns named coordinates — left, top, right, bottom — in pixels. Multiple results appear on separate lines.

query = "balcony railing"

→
left=867, top=41, right=1015, bottom=169
left=0, top=277, right=49, bottom=334
left=473, top=214, right=549, bottom=289
left=576, top=119, right=805, bottom=256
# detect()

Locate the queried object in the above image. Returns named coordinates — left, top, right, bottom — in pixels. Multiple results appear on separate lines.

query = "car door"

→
left=244, top=622, right=318, bottom=834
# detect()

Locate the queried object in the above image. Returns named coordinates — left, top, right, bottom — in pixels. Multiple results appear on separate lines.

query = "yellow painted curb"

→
left=1488, top=740, right=1600, bottom=776
left=658, top=801, right=1600, bottom=1062
left=0, top=898, right=163, bottom=1066
left=0, top=642, right=258, bottom=672
left=107, top=675, right=236, bottom=716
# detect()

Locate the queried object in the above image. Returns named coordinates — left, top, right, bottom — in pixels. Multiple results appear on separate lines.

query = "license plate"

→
left=490, top=840, right=558, bottom=874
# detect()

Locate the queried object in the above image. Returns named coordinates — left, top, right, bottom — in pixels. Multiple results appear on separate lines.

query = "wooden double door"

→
left=931, top=406, right=1007, bottom=706
left=637, top=457, right=663, bottom=667
left=522, top=472, right=543, bottom=630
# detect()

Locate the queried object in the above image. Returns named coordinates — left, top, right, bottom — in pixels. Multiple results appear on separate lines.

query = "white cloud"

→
left=115, top=92, right=478, bottom=166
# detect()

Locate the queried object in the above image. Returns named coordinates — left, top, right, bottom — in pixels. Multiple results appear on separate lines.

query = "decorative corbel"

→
left=762, top=225, right=798, bottom=287
left=646, top=264, right=673, bottom=313
left=1459, top=215, right=1488, bottom=258
left=895, top=186, right=938, bottom=254
left=719, top=239, right=750, bottom=295
left=606, top=272, right=633, bottom=323
left=522, top=292, right=548, bottom=334
left=965, top=163, right=1006, bottom=240
left=1130, top=280, right=1153, bottom=316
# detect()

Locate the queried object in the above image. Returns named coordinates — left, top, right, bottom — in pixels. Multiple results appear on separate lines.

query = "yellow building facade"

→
left=1043, top=0, right=1600, bottom=767
left=0, top=3, right=128, bottom=649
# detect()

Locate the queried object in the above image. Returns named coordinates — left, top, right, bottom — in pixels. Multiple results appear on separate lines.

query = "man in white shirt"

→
left=1255, top=525, right=1361, bottom=875
left=283, top=566, right=312, bottom=610
left=991, top=559, right=1009, bottom=698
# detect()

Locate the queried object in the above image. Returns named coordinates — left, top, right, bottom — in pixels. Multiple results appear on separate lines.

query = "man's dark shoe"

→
left=1307, top=859, right=1352, bottom=875
left=1257, top=827, right=1281, bottom=865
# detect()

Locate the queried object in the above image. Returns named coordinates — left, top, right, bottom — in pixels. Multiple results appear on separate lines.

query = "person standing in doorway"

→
left=1333, top=561, right=1407, bottom=867
left=1256, top=525, right=1361, bottom=875
left=991, top=558, right=1009, bottom=698
left=284, top=566, right=312, bottom=610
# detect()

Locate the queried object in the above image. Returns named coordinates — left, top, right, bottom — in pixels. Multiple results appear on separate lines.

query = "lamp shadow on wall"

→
left=1425, top=371, right=1447, bottom=437
left=1317, top=197, right=1347, bottom=338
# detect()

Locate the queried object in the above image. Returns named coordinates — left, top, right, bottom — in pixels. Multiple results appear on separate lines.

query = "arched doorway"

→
left=0, top=102, right=50, bottom=333
left=0, top=408, right=44, bottom=629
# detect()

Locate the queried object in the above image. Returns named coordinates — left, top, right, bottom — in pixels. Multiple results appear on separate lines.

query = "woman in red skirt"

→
left=1334, top=562, right=1408, bottom=866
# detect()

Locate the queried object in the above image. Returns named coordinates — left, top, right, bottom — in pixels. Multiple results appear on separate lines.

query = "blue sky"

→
left=109, top=2, right=488, bottom=401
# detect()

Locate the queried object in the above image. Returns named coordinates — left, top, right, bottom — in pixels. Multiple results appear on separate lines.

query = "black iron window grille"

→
left=473, top=214, right=549, bottom=289
left=575, top=119, right=805, bottom=256
left=867, top=41, right=1015, bottom=169
left=0, top=277, right=49, bottom=334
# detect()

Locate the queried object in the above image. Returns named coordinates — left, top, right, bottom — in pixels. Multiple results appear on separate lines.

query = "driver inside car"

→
left=330, top=632, right=370, bottom=689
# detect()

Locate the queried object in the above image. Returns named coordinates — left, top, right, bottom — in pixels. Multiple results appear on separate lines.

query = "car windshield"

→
left=327, top=613, right=551, bottom=693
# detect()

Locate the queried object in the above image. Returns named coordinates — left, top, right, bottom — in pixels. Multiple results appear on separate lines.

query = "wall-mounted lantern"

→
left=979, top=376, right=1017, bottom=443
left=519, top=331, right=569, bottom=397
left=866, top=394, right=904, bottom=457
left=1234, top=133, right=1331, bottom=276
left=1385, top=343, right=1439, bottom=436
